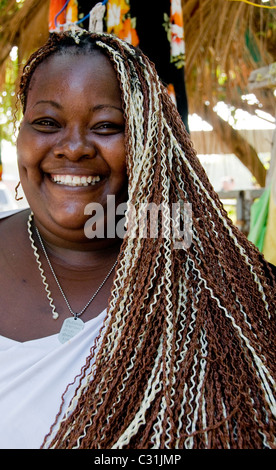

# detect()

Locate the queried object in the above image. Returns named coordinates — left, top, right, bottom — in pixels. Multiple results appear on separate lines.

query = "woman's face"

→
left=17, top=51, right=127, bottom=243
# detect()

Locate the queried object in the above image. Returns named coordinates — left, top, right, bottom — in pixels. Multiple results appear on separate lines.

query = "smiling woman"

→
left=17, top=49, right=127, bottom=239
left=0, top=30, right=275, bottom=450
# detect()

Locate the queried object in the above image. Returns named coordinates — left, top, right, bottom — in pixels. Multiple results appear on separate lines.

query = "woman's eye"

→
left=93, top=122, right=124, bottom=134
left=32, top=119, right=60, bottom=130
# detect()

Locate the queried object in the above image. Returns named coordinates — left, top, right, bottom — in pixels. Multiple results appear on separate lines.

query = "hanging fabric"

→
left=130, top=0, right=189, bottom=130
left=49, top=0, right=78, bottom=32
left=49, top=0, right=189, bottom=130
left=263, top=165, right=276, bottom=265
left=106, top=0, right=139, bottom=46
left=49, top=0, right=68, bottom=32
left=65, top=0, right=79, bottom=24
left=248, top=185, right=270, bottom=252
left=169, top=0, right=185, bottom=70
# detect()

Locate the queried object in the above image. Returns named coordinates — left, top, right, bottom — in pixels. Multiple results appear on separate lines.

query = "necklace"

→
left=27, top=212, right=117, bottom=343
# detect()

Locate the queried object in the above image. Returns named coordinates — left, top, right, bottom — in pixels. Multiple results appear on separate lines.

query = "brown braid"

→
left=18, top=31, right=275, bottom=449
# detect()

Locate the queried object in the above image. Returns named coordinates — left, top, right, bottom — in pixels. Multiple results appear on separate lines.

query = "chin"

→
left=52, top=211, right=90, bottom=230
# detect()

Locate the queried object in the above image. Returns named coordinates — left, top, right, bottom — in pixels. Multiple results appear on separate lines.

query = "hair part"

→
left=19, top=30, right=276, bottom=449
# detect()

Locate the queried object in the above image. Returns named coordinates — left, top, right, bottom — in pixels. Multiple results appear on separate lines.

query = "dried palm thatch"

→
left=0, top=0, right=275, bottom=185
left=0, top=0, right=49, bottom=88
left=183, top=0, right=276, bottom=186
left=184, top=0, right=276, bottom=115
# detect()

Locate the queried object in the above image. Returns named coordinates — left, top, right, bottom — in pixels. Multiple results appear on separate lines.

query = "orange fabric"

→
left=167, top=83, right=177, bottom=105
left=49, top=0, right=67, bottom=32
left=170, top=0, right=185, bottom=68
left=117, top=17, right=139, bottom=46
left=106, top=0, right=139, bottom=46
left=49, top=0, right=78, bottom=32
left=66, top=0, right=78, bottom=24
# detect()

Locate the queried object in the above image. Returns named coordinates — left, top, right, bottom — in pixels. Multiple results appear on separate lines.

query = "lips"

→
left=50, top=174, right=101, bottom=187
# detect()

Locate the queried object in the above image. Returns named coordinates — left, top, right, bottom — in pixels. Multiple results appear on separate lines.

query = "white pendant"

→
left=58, top=317, right=84, bottom=344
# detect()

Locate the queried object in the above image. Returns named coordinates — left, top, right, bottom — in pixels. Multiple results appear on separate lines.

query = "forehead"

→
left=26, top=51, right=121, bottom=106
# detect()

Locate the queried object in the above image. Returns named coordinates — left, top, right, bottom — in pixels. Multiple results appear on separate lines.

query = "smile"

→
left=50, top=174, right=101, bottom=187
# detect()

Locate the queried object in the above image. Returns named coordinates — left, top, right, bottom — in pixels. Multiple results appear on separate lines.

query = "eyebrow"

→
left=91, top=104, right=123, bottom=113
left=33, top=100, right=63, bottom=110
left=33, top=101, right=123, bottom=113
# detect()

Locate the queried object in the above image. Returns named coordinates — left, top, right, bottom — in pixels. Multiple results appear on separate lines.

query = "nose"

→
left=53, top=127, right=95, bottom=161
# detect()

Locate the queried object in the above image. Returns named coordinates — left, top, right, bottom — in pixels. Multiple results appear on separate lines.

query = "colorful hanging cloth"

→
left=248, top=178, right=276, bottom=266
left=53, top=0, right=189, bottom=129
left=248, top=185, right=271, bottom=252
left=263, top=165, right=276, bottom=265
left=49, top=0, right=78, bottom=32
left=130, top=0, right=189, bottom=130
left=65, top=0, right=79, bottom=24
left=106, top=0, right=139, bottom=46
left=49, top=0, right=67, bottom=32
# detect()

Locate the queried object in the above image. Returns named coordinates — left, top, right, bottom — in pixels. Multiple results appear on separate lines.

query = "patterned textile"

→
left=106, top=0, right=139, bottom=46
left=129, top=0, right=189, bottom=129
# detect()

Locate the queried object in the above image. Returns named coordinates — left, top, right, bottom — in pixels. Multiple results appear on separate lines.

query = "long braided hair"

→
left=18, top=31, right=275, bottom=449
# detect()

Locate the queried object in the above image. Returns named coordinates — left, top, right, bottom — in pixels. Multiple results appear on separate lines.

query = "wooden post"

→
left=201, top=104, right=267, bottom=187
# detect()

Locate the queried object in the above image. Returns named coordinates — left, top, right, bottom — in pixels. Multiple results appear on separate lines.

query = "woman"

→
left=0, top=30, right=275, bottom=449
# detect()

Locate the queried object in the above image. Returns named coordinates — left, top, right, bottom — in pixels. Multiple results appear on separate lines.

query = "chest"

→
left=0, top=244, right=112, bottom=341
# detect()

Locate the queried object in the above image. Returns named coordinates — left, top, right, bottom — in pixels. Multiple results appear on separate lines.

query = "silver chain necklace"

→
left=27, top=212, right=117, bottom=343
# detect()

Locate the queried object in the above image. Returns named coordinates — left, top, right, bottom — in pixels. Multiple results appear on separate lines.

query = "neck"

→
left=31, top=213, right=122, bottom=271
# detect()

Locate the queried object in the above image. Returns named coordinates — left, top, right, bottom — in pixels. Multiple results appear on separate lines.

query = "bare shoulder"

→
left=0, top=209, right=32, bottom=276
left=0, top=209, right=30, bottom=247
left=0, top=208, right=40, bottom=340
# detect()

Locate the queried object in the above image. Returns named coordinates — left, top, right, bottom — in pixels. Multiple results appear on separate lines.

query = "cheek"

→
left=17, top=126, right=37, bottom=170
left=112, top=138, right=127, bottom=172
left=112, top=156, right=128, bottom=192
left=16, top=127, right=28, bottom=165
left=101, top=136, right=127, bottom=178
left=17, top=125, right=49, bottom=178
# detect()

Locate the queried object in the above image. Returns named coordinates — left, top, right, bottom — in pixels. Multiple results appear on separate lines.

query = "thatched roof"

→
left=0, top=0, right=275, bottom=186
left=184, top=0, right=276, bottom=116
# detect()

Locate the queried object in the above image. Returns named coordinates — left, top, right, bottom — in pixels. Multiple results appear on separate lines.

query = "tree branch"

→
left=200, top=104, right=267, bottom=187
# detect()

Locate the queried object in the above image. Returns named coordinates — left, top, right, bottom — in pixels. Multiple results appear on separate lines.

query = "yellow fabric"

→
left=66, top=0, right=78, bottom=24
left=106, top=0, right=139, bottom=46
left=263, top=170, right=276, bottom=266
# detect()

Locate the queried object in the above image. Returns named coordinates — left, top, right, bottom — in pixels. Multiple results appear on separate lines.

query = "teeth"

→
left=51, top=174, right=101, bottom=186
